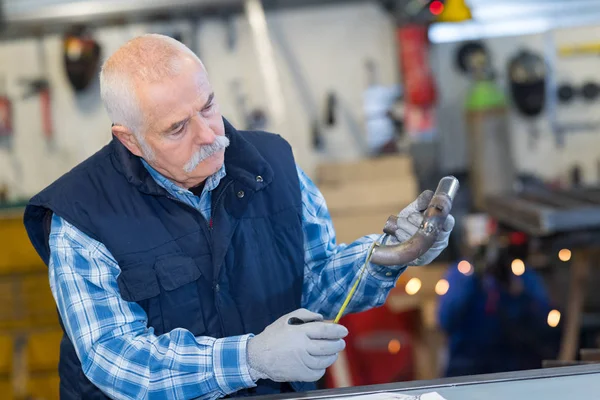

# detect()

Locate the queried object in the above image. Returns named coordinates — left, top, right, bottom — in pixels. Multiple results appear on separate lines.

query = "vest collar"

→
left=222, top=118, right=274, bottom=191
left=110, top=117, right=273, bottom=196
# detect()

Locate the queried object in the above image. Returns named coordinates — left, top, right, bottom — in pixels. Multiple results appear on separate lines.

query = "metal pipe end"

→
left=435, top=176, right=460, bottom=201
left=383, top=215, right=399, bottom=236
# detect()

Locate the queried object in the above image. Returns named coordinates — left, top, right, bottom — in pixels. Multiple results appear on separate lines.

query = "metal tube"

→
left=370, top=176, right=459, bottom=266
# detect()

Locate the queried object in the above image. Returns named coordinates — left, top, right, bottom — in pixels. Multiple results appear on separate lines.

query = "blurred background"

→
left=3, top=0, right=600, bottom=398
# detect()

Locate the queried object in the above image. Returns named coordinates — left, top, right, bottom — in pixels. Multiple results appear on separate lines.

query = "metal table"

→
left=485, top=186, right=600, bottom=361
left=256, top=364, right=600, bottom=400
left=485, top=187, right=600, bottom=237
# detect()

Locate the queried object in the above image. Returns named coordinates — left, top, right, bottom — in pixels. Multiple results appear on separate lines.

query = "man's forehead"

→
left=139, top=73, right=213, bottom=129
left=146, top=90, right=213, bottom=132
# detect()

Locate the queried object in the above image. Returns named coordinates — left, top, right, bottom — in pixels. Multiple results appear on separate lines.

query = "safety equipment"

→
left=397, top=24, right=437, bottom=141
left=398, top=25, right=435, bottom=108
left=508, top=50, right=546, bottom=117
left=63, top=26, right=101, bottom=92
left=247, top=309, right=348, bottom=383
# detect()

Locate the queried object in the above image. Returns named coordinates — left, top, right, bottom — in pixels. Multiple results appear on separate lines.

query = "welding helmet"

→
left=508, top=50, right=546, bottom=117
left=63, top=26, right=101, bottom=92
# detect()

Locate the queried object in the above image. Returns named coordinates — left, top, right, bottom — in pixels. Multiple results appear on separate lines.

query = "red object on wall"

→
left=397, top=24, right=436, bottom=107
left=0, top=95, right=12, bottom=139
left=40, top=87, right=53, bottom=141
left=325, top=306, right=419, bottom=387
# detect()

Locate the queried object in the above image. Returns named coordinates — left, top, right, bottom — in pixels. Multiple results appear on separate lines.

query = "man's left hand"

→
left=389, top=190, right=455, bottom=266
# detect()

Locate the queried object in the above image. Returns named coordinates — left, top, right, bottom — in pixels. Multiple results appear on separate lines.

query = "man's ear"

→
left=112, top=124, right=143, bottom=157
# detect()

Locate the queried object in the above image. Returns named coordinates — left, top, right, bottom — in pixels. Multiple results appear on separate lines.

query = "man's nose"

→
left=190, top=114, right=216, bottom=145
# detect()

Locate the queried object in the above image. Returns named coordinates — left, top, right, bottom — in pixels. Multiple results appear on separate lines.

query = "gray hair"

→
left=100, top=33, right=204, bottom=145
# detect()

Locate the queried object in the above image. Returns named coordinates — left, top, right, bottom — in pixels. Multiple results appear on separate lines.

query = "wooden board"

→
left=315, top=155, right=413, bottom=185
left=320, top=178, right=417, bottom=215
left=330, top=208, right=400, bottom=244
left=0, top=336, right=11, bottom=376
left=27, top=376, right=59, bottom=400
left=0, top=214, right=46, bottom=274
left=27, top=331, right=62, bottom=372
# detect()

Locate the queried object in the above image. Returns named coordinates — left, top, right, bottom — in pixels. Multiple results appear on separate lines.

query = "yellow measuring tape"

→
left=333, top=239, right=380, bottom=324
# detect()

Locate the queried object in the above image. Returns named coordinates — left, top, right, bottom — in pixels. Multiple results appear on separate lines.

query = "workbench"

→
left=255, top=364, right=600, bottom=400
left=485, top=185, right=600, bottom=361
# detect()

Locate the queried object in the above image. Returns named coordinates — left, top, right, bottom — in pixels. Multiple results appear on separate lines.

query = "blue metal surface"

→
left=254, top=364, right=600, bottom=400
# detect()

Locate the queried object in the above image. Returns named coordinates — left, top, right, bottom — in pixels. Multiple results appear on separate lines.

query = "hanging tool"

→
left=20, top=36, right=54, bottom=151
left=21, top=78, right=53, bottom=148
left=333, top=176, right=460, bottom=323
left=0, top=75, right=24, bottom=198
left=0, top=75, right=13, bottom=150
left=63, top=25, right=102, bottom=92
left=507, top=49, right=546, bottom=149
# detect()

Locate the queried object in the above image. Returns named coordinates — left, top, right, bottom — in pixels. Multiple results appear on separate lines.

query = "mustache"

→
left=183, top=135, right=230, bottom=173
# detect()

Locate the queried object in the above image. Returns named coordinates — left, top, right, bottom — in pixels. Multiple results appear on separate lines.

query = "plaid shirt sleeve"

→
left=297, top=165, right=407, bottom=319
left=48, top=214, right=256, bottom=400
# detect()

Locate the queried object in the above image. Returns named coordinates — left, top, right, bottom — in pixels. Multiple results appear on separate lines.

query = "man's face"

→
left=120, top=56, right=227, bottom=189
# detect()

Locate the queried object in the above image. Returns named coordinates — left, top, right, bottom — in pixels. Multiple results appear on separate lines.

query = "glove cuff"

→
left=247, top=337, right=269, bottom=382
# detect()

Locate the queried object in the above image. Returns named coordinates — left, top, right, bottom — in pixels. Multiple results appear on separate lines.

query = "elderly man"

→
left=23, top=34, right=453, bottom=399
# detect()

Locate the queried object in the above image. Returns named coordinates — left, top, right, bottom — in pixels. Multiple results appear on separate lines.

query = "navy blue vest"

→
left=24, top=119, right=314, bottom=399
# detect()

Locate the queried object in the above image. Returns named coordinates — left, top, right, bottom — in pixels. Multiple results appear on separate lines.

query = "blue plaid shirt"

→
left=48, top=161, right=406, bottom=400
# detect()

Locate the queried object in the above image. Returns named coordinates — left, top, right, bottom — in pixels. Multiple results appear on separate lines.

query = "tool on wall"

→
left=324, top=92, right=337, bottom=128
left=544, top=32, right=600, bottom=144
left=0, top=75, right=25, bottom=199
left=21, top=78, right=53, bottom=149
left=0, top=75, right=13, bottom=150
left=558, top=83, right=576, bottom=104
left=557, top=81, right=600, bottom=104
left=20, top=36, right=54, bottom=151
left=507, top=49, right=546, bottom=148
left=63, top=25, right=102, bottom=93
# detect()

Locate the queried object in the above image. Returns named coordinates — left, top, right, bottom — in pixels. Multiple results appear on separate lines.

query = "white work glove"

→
left=247, top=309, right=348, bottom=383
left=389, top=190, right=455, bottom=266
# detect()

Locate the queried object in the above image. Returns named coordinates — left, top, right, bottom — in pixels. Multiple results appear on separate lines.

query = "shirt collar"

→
left=141, top=159, right=226, bottom=197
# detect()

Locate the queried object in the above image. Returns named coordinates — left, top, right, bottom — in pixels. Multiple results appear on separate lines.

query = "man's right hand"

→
left=247, top=309, right=348, bottom=383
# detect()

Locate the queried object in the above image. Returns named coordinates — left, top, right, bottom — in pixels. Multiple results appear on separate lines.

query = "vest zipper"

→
left=209, top=180, right=233, bottom=231
left=207, top=180, right=233, bottom=338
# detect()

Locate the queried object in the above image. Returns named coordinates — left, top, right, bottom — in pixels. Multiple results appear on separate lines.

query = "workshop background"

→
left=2, top=0, right=600, bottom=398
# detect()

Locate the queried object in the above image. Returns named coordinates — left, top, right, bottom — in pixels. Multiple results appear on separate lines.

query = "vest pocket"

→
left=154, top=254, right=207, bottom=335
left=117, top=268, right=160, bottom=301
left=117, top=266, right=165, bottom=334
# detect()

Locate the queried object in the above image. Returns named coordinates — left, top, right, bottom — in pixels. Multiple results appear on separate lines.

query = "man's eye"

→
left=171, top=124, right=185, bottom=136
